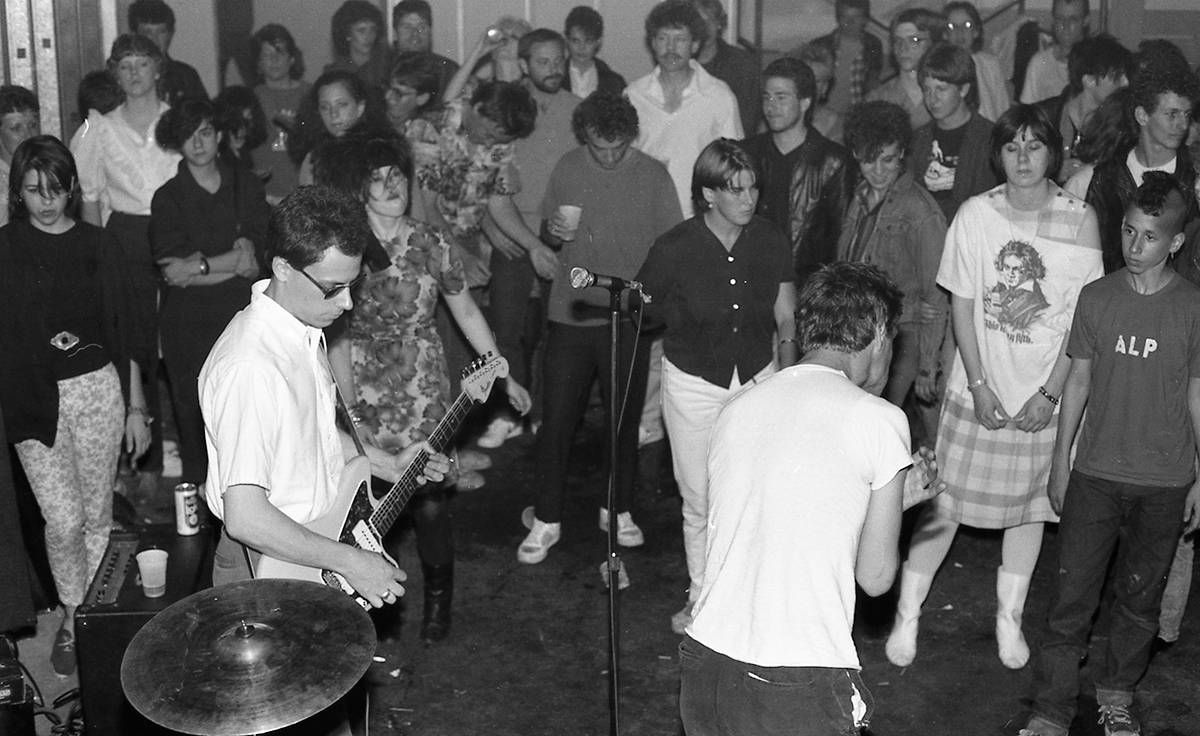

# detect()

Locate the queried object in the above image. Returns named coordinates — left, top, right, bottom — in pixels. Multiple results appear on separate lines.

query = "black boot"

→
left=420, top=562, right=453, bottom=644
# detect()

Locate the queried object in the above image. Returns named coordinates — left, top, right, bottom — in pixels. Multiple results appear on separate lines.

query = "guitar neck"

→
left=368, top=391, right=474, bottom=534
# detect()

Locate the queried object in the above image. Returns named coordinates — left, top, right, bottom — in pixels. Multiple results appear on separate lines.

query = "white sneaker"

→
left=477, top=417, right=523, bottom=449
left=598, top=508, right=645, bottom=547
left=517, top=507, right=560, bottom=564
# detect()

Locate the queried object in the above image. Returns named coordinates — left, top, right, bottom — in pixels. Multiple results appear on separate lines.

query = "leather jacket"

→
left=744, top=129, right=857, bottom=282
left=1086, top=145, right=1197, bottom=273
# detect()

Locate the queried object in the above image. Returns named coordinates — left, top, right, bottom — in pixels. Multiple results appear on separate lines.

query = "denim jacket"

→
left=838, top=172, right=948, bottom=325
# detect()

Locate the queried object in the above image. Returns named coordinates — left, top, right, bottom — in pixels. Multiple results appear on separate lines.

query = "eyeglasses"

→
left=296, top=267, right=365, bottom=300
left=892, top=34, right=931, bottom=49
left=946, top=21, right=975, bottom=32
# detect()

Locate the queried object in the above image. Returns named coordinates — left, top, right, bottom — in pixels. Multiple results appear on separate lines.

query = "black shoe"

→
left=420, top=562, right=453, bottom=644
left=50, top=626, right=76, bottom=677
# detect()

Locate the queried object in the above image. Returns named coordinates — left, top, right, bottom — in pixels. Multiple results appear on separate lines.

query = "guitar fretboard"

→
left=367, top=390, right=475, bottom=535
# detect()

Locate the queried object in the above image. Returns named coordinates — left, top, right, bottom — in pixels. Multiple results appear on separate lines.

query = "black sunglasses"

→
left=296, top=267, right=366, bottom=300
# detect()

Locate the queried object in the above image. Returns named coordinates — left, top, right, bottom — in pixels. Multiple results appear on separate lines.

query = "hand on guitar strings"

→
left=340, top=548, right=407, bottom=609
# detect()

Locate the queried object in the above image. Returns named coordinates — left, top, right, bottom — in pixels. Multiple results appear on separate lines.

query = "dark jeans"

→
left=533, top=322, right=649, bottom=524
left=1030, top=470, right=1190, bottom=728
left=679, top=636, right=873, bottom=736
left=487, top=249, right=537, bottom=388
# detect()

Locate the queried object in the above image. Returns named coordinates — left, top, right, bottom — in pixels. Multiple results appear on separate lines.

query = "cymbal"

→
left=121, top=578, right=376, bottom=735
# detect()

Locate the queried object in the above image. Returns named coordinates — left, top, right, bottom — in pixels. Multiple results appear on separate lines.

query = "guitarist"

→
left=199, top=186, right=450, bottom=605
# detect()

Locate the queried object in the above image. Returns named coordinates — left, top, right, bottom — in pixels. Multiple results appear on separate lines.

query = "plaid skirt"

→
left=933, top=389, right=1060, bottom=528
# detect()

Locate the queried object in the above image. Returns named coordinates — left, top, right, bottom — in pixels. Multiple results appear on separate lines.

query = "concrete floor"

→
left=13, top=408, right=1200, bottom=735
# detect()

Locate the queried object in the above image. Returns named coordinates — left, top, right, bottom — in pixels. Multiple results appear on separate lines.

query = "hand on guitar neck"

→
left=250, top=355, right=510, bottom=608
left=349, top=435, right=452, bottom=486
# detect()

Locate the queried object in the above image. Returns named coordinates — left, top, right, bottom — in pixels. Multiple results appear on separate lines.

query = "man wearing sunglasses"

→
left=199, top=186, right=449, bottom=606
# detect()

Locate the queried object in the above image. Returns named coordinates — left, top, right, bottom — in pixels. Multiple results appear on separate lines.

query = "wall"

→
left=248, top=0, right=677, bottom=86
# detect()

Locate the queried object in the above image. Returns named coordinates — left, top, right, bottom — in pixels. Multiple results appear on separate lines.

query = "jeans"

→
left=1030, top=471, right=1189, bottom=729
left=679, top=636, right=872, bottom=736
left=1159, top=532, right=1195, bottom=642
left=487, top=249, right=537, bottom=388
left=533, top=322, right=650, bottom=523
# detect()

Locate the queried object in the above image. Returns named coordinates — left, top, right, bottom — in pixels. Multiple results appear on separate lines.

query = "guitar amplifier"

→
left=75, top=524, right=215, bottom=736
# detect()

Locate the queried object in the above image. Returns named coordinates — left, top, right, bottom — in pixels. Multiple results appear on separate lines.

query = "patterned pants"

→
left=15, top=364, right=123, bottom=607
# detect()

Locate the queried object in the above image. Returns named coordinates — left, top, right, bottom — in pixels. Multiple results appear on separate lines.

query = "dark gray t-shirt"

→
left=1068, top=269, right=1200, bottom=486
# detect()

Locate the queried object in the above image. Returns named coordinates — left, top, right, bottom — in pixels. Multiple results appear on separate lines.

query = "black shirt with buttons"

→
left=638, top=215, right=793, bottom=388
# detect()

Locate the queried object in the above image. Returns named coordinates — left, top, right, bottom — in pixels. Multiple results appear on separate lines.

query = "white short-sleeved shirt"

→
left=626, top=60, right=743, bottom=219
left=688, top=364, right=911, bottom=668
left=70, top=103, right=180, bottom=219
left=1019, top=48, right=1068, bottom=105
left=200, top=281, right=345, bottom=524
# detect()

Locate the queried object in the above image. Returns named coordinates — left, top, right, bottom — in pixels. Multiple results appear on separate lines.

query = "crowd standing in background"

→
left=3, top=2, right=1200, bottom=734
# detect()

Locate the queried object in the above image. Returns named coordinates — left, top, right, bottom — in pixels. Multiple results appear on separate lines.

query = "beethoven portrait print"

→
left=983, top=240, right=1050, bottom=332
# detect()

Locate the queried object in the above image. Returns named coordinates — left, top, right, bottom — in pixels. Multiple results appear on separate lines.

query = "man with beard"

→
left=625, top=0, right=741, bottom=470
left=476, top=29, right=582, bottom=450
left=1085, top=61, right=1200, bottom=272
left=742, top=57, right=855, bottom=283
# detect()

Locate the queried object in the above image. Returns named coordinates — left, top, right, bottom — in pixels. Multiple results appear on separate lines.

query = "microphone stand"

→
left=603, top=283, right=623, bottom=736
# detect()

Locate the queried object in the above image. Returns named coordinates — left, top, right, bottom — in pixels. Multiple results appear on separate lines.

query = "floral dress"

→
left=346, top=218, right=466, bottom=453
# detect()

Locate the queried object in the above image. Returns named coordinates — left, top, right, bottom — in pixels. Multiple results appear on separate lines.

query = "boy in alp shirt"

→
left=1023, top=172, right=1200, bottom=736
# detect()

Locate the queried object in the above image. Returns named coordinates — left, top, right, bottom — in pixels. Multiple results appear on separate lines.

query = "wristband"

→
left=967, top=377, right=988, bottom=390
left=778, top=337, right=796, bottom=345
left=1038, top=386, right=1060, bottom=406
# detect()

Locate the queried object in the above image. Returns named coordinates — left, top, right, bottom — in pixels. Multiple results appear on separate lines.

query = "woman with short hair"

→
left=886, top=105, right=1102, bottom=671
left=943, top=1, right=1012, bottom=122
left=150, top=99, right=269, bottom=488
left=631, top=139, right=797, bottom=635
left=71, top=33, right=182, bottom=475
left=318, top=133, right=530, bottom=643
left=0, top=136, right=149, bottom=675
left=250, top=23, right=310, bottom=204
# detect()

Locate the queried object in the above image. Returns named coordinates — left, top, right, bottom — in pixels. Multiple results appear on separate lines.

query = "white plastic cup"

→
left=136, top=549, right=169, bottom=598
left=556, top=205, right=583, bottom=241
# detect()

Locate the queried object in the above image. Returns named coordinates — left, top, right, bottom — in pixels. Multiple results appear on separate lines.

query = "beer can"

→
left=174, top=483, right=201, bottom=536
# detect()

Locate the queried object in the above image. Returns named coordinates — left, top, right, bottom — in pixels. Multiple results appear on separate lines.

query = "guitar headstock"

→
left=460, top=352, right=509, bottom=404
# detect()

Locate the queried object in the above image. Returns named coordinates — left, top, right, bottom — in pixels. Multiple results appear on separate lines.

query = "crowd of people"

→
left=2, top=0, right=1199, bottom=734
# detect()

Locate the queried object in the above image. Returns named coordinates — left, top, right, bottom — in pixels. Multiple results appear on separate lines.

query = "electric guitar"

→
left=252, top=354, right=508, bottom=607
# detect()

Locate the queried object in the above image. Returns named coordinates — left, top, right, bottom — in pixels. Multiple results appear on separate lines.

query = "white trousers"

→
left=661, top=357, right=773, bottom=600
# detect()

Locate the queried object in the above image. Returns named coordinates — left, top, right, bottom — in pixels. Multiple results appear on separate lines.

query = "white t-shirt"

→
left=688, top=364, right=911, bottom=668
left=626, top=60, right=743, bottom=218
left=1019, top=48, right=1068, bottom=104
left=1125, top=148, right=1176, bottom=185
left=200, top=280, right=346, bottom=524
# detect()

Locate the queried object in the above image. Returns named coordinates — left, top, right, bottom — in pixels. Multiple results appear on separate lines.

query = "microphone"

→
left=570, top=267, right=643, bottom=293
